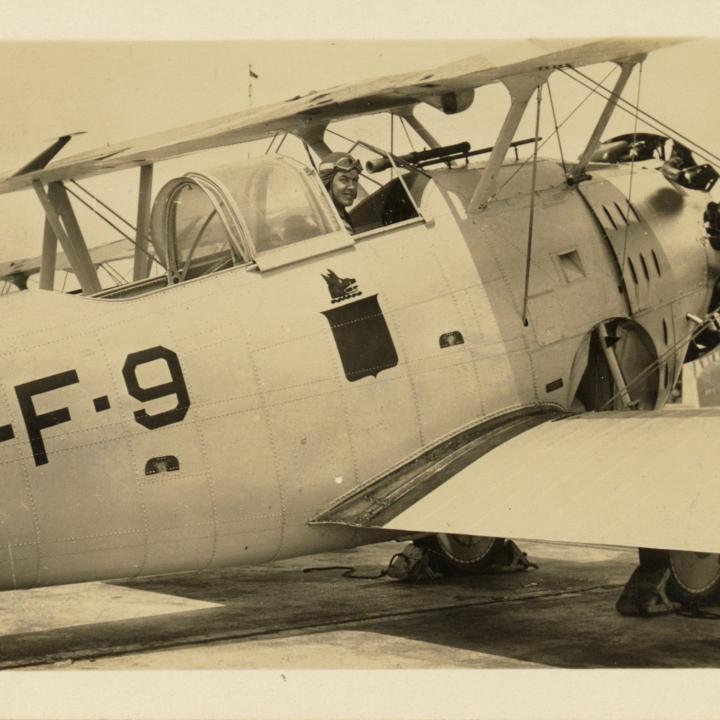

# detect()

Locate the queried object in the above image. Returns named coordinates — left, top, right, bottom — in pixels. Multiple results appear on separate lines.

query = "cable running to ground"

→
left=521, top=83, right=543, bottom=327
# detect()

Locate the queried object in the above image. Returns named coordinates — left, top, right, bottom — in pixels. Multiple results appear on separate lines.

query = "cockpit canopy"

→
left=150, top=156, right=344, bottom=280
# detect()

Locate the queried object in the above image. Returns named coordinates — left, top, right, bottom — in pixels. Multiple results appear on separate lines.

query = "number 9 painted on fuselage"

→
left=122, top=346, right=191, bottom=430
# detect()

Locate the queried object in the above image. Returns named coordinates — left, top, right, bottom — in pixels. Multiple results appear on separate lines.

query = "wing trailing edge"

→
left=314, top=406, right=720, bottom=554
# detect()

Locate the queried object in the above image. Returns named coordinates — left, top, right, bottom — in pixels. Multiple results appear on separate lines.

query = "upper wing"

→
left=0, top=238, right=134, bottom=283
left=313, top=407, right=720, bottom=554
left=0, top=38, right=684, bottom=194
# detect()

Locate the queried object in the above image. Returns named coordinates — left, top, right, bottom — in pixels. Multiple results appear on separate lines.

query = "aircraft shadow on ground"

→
left=4, top=552, right=720, bottom=669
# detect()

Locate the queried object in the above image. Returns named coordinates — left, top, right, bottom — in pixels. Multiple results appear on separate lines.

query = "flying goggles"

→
left=319, top=156, right=362, bottom=173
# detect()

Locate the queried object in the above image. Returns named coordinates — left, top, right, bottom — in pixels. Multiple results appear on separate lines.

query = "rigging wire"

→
left=264, top=131, right=279, bottom=155
left=560, top=68, right=720, bottom=169
left=99, top=264, right=122, bottom=287
left=302, top=141, right=318, bottom=171
left=546, top=79, right=567, bottom=176
left=399, top=115, right=416, bottom=152
left=390, top=113, right=395, bottom=179
left=69, top=179, right=164, bottom=270
left=70, top=180, right=139, bottom=234
left=325, top=126, right=355, bottom=145
left=105, top=260, right=129, bottom=284
left=275, top=133, right=288, bottom=153
left=64, top=186, right=163, bottom=268
left=99, top=264, right=120, bottom=285
left=521, top=83, right=543, bottom=327
left=487, top=65, right=619, bottom=203
left=324, top=127, right=384, bottom=187
left=567, top=67, right=720, bottom=167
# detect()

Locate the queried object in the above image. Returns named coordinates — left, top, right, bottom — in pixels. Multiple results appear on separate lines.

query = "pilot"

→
left=318, top=152, right=362, bottom=232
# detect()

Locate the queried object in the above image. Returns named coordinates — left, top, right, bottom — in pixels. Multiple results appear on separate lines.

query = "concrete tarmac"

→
left=2, top=540, right=720, bottom=669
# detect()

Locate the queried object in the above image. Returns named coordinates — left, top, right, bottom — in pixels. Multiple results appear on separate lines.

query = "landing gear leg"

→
left=616, top=548, right=720, bottom=616
left=616, top=552, right=681, bottom=616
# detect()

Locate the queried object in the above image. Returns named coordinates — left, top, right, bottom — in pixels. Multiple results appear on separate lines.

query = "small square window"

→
left=556, top=250, right=586, bottom=283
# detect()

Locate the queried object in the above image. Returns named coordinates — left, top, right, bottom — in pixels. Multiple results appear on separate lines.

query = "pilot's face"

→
left=331, top=170, right=359, bottom=208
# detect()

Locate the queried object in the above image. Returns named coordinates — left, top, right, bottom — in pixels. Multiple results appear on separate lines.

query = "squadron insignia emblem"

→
left=321, top=269, right=362, bottom=303
left=321, top=270, right=399, bottom=382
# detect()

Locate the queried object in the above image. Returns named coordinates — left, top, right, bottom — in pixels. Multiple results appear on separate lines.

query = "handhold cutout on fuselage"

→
left=439, top=331, right=464, bottom=348
left=145, top=455, right=180, bottom=476
left=545, top=378, right=563, bottom=393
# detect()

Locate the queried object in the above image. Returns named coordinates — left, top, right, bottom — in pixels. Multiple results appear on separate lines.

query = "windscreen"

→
left=170, top=182, right=235, bottom=269
left=209, top=158, right=339, bottom=254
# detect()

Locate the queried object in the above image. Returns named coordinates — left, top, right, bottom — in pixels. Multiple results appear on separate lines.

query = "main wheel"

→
left=668, top=551, right=720, bottom=601
left=423, top=533, right=505, bottom=576
left=638, top=548, right=720, bottom=603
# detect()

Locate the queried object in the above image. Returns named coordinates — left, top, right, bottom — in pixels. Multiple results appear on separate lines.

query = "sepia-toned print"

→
left=2, top=37, right=720, bottom=680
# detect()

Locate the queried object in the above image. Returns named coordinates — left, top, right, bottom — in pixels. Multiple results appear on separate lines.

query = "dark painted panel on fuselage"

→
left=322, top=294, right=399, bottom=382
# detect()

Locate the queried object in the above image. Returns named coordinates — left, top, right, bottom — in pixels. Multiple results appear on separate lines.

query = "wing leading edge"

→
left=322, top=408, right=720, bottom=554
left=0, top=38, right=684, bottom=194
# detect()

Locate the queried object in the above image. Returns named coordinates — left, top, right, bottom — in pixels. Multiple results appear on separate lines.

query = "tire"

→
left=638, top=548, right=720, bottom=603
left=668, top=551, right=720, bottom=602
left=420, top=533, right=506, bottom=576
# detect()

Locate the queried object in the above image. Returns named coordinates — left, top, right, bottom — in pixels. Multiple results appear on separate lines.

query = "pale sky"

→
left=0, top=6, right=719, bottom=720
left=0, top=2, right=718, bottom=270
left=1, top=38, right=718, bottom=268
left=1, top=6, right=720, bottom=720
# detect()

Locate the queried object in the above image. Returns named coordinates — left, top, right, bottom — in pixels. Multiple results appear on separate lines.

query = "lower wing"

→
left=313, top=406, right=720, bottom=553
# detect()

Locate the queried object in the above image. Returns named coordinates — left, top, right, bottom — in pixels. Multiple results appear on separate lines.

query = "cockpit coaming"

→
left=131, top=152, right=426, bottom=291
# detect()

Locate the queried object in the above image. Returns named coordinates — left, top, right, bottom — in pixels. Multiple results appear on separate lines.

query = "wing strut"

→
left=32, top=181, right=101, bottom=295
left=132, top=164, right=154, bottom=281
left=469, top=70, right=550, bottom=212
left=395, top=108, right=442, bottom=150
left=297, top=123, right=333, bottom=158
left=572, top=57, right=643, bottom=180
left=39, top=218, right=58, bottom=290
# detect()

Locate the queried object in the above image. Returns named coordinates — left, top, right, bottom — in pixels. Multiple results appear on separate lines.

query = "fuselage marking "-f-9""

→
left=5, top=345, right=190, bottom=466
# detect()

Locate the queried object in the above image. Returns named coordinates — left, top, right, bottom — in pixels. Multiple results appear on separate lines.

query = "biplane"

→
left=1, top=38, right=719, bottom=616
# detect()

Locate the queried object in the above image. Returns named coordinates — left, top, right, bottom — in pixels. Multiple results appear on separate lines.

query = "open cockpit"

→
left=95, top=145, right=433, bottom=298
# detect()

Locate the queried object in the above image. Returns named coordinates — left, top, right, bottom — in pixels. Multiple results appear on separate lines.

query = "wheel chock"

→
left=387, top=543, right=444, bottom=582
left=488, top=540, right=538, bottom=574
left=616, top=566, right=682, bottom=616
